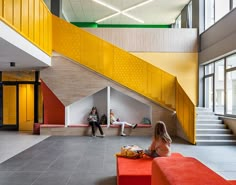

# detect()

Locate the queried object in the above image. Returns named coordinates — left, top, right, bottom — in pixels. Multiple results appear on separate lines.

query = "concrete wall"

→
left=222, top=117, right=236, bottom=135
left=199, top=8, right=236, bottom=64
left=83, top=28, right=198, bottom=53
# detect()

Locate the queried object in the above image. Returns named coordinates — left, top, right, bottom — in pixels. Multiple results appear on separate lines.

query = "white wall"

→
left=66, top=86, right=151, bottom=125
left=110, top=88, right=151, bottom=124
left=66, top=88, right=107, bottom=125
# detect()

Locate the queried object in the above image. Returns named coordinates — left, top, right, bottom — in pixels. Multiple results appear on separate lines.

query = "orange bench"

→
left=152, top=157, right=233, bottom=185
left=117, top=153, right=183, bottom=185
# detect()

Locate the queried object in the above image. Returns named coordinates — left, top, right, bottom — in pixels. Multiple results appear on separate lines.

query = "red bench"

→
left=152, top=157, right=233, bottom=185
left=117, top=153, right=183, bottom=185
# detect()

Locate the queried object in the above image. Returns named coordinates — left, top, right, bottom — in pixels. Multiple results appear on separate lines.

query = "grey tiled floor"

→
left=0, top=133, right=235, bottom=185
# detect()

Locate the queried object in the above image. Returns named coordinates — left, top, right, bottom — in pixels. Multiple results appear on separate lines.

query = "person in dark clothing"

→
left=88, top=107, right=105, bottom=137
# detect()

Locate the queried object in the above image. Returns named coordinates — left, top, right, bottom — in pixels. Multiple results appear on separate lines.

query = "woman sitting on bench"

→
left=110, top=109, right=137, bottom=136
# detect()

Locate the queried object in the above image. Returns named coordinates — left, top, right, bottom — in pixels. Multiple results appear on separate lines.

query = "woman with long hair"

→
left=145, top=121, right=172, bottom=157
left=88, top=107, right=105, bottom=137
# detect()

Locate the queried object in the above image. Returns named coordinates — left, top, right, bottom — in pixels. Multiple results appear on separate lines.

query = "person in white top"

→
left=110, top=109, right=137, bottom=136
left=145, top=121, right=172, bottom=157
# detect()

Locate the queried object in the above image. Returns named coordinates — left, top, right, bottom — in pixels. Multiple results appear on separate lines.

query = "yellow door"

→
left=19, top=84, right=34, bottom=131
left=3, top=85, right=17, bottom=126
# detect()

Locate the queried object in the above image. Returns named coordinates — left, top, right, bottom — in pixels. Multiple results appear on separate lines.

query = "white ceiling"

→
left=62, top=0, right=190, bottom=25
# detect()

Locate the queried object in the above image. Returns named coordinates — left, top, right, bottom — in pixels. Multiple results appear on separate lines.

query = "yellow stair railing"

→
left=176, top=79, right=196, bottom=144
left=52, top=15, right=196, bottom=144
left=52, top=15, right=176, bottom=110
left=0, top=0, right=52, bottom=55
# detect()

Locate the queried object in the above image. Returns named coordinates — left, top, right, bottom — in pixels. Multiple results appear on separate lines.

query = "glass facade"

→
left=204, top=54, right=236, bottom=116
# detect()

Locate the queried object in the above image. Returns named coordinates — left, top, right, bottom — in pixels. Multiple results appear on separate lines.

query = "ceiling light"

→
left=96, top=12, right=120, bottom=23
left=93, top=0, right=153, bottom=24
left=122, top=12, right=144, bottom=23
left=122, top=0, right=153, bottom=13
left=93, top=0, right=120, bottom=12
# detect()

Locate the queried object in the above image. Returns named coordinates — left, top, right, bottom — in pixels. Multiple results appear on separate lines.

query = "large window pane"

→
left=215, top=60, right=224, bottom=114
left=205, top=0, right=214, bottom=29
left=233, top=0, right=236, bottom=9
left=215, top=0, right=230, bottom=22
left=205, top=63, right=214, bottom=75
left=226, top=70, right=236, bottom=114
left=226, top=54, right=236, bottom=69
left=205, top=76, right=214, bottom=111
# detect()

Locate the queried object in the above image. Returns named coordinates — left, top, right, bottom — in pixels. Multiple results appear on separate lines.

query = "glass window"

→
left=226, top=54, right=236, bottom=69
left=2, top=71, right=35, bottom=81
left=187, top=1, right=192, bottom=28
left=215, top=60, right=225, bottom=114
left=205, top=63, right=214, bottom=75
left=205, top=76, right=214, bottom=111
left=215, top=0, right=230, bottom=22
left=226, top=70, right=236, bottom=114
left=205, top=0, right=214, bottom=29
left=175, top=15, right=181, bottom=28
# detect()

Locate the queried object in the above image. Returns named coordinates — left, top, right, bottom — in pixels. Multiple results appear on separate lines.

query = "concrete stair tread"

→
left=196, top=128, right=229, bottom=130
left=197, top=123, right=225, bottom=126
left=196, top=139, right=236, bottom=142
left=196, top=134, right=235, bottom=136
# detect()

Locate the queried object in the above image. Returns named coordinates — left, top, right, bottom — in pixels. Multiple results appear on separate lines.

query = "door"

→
left=3, top=85, right=17, bottom=128
left=19, top=84, right=34, bottom=131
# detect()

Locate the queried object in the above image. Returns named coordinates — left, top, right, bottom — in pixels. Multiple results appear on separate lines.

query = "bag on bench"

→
left=117, top=145, right=144, bottom=158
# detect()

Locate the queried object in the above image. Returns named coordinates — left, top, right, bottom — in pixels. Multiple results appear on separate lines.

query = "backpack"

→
left=141, top=117, right=151, bottom=124
left=100, top=114, right=107, bottom=125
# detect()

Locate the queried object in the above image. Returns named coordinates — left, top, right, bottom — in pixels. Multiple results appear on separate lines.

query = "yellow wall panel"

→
left=13, top=0, right=21, bottom=30
left=1, top=0, right=52, bottom=55
left=28, top=0, right=34, bottom=40
left=4, top=0, right=13, bottom=25
left=39, top=1, right=44, bottom=47
left=34, top=0, right=40, bottom=45
left=21, top=0, right=29, bottom=36
left=0, top=0, right=3, bottom=17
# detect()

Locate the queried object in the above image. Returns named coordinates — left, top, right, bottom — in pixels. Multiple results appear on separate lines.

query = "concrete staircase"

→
left=196, top=107, right=236, bottom=145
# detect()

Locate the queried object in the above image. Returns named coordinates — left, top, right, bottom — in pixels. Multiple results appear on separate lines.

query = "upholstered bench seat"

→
left=117, top=153, right=183, bottom=185
left=40, top=124, right=64, bottom=128
left=152, top=157, right=232, bottom=185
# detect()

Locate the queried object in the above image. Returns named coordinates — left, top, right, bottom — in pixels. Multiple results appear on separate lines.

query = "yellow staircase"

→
left=0, top=0, right=196, bottom=144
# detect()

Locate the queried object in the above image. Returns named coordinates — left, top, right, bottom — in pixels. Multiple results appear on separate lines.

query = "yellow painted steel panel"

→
left=13, top=0, right=21, bottom=31
left=176, top=81, right=196, bottom=144
left=0, top=0, right=3, bottom=17
left=28, top=0, right=34, bottom=41
left=21, top=0, right=29, bottom=36
left=34, top=0, right=40, bottom=45
left=39, top=1, right=44, bottom=47
left=4, top=0, right=13, bottom=25
left=1, top=0, right=52, bottom=55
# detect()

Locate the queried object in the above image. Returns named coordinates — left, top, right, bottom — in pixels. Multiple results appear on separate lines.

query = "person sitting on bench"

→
left=110, top=109, right=137, bottom=136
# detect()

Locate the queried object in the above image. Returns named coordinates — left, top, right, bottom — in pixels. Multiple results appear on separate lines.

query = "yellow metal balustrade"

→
left=0, top=0, right=52, bottom=55
left=176, top=80, right=196, bottom=144
left=52, top=15, right=195, bottom=144
left=52, top=15, right=176, bottom=110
